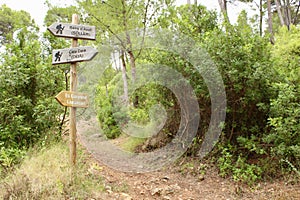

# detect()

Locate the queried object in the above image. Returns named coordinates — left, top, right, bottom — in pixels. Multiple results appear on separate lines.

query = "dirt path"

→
left=77, top=118, right=300, bottom=200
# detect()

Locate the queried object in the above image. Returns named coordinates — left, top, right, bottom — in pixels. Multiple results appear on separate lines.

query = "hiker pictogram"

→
left=55, top=51, right=63, bottom=62
left=56, top=24, right=65, bottom=34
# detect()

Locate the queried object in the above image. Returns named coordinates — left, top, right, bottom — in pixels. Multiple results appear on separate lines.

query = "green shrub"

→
left=0, top=145, right=25, bottom=170
left=266, top=83, right=300, bottom=169
left=264, top=26, right=300, bottom=171
left=217, top=145, right=262, bottom=185
left=128, top=108, right=150, bottom=125
left=0, top=26, right=64, bottom=171
left=96, top=85, right=122, bottom=139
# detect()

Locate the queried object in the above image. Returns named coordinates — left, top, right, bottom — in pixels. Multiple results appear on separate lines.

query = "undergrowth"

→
left=0, top=141, right=105, bottom=200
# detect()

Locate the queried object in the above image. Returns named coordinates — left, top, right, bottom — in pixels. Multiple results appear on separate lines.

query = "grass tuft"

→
left=0, top=141, right=105, bottom=199
left=117, top=135, right=146, bottom=152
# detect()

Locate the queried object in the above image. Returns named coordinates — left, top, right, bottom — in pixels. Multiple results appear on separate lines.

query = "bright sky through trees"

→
left=0, top=0, right=252, bottom=28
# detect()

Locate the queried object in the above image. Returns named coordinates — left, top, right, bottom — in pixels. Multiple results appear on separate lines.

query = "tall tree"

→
left=292, top=0, right=300, bottom=24
left=217, top=0, right=253, bottom=25
left=267, top=0, right=275, bottom=43
left=273, top=0, right=300, bottom=29
left=0, top=5, right=33, bottom=46
left=0, top=15, right=64, bottom=167
left=275, top=0, right=286, bottom=26
left=120, top=49, right=129, bottom=105
left=218, top=0, right=230, bottom=23
left=259, top=0, right=263, bottom=36
left=78, top=0, right=169, bottom=105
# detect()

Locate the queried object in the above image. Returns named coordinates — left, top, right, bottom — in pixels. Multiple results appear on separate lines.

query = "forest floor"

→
left=1, top=119, right=299, bottom=200
left=82, top=155, right=300, bottom=200
left=77, top=118, right=300, bottom=200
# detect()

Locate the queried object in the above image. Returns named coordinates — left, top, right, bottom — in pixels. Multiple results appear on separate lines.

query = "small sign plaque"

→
left=55, top=91, right=89, bottom=108
left=52, top=46, right=98, bottom=65
left=48, top=22, right=96, bottom=40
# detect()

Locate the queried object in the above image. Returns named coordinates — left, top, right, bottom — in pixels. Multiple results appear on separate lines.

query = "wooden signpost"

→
left=49, top=14, right=97, bottom=166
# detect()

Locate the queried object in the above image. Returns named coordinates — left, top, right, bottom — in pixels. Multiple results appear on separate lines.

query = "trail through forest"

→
left=77, top=119, right=300, bottom=200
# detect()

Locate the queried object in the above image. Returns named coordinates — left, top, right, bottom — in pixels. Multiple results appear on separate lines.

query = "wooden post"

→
left=48, top=14, right=97, bottom=168
left=70, top=14, right=79, bottom=166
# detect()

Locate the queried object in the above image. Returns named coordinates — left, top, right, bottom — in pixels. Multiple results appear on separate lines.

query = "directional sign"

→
left=55, top=91, right=89, bottom=108
left=52, top=46, right=98, bottom=65
left=48, top=22, right=96, bottom=40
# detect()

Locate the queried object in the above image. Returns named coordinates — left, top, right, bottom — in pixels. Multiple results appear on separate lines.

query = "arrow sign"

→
left=52, top=46, right=98, bottom=65
left=55, top=91, right=89, bottom=108
left=48, top=22, right=96, bottom=40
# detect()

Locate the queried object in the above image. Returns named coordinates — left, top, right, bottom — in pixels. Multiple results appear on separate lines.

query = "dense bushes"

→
left=207, top=24, right=300, bottom=180
left=202, top=19, right=300, bottom=181
left=0, top=27, right=64, bottom=171
left=96, top=83, right=122, bottom=139
left=94, top=5, right=300, bottom=182
left=266, top=26, right=300, bottom=171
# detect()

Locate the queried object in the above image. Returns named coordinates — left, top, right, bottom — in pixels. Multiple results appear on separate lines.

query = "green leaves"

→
left=157, top=4, right=218, bottom=42
left=267, top=83, right=300, bottom=167
left=0, top=24, right=64, bottom=171
left=0, top=4, right=33, bottom=45
left=264, top=26, right=300, bottom=170
left=271, top=25, right=300, bottom=84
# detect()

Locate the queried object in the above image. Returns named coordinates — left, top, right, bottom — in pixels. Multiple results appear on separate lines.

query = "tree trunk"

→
left=292, top=0, right=300, bottom=24
left=218, top=0, right=230, bottom=24
left=122, top=0, right=136, bottom=83
left=259, top=0, right=263, bottom=36
left=285, top=0, right=292, bottom=29
left=121, top=50, right=129, bottom=106
left=275, top=0, right=286, bottom=26
left=127, top=34, right=136, bottom=83
left=127, top=35, right=139, bottom=107
left=267, top=0, right=275, bottom=44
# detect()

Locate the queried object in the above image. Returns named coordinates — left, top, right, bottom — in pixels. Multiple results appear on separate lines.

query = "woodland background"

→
left=0, top=0, right=299, bottom=189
